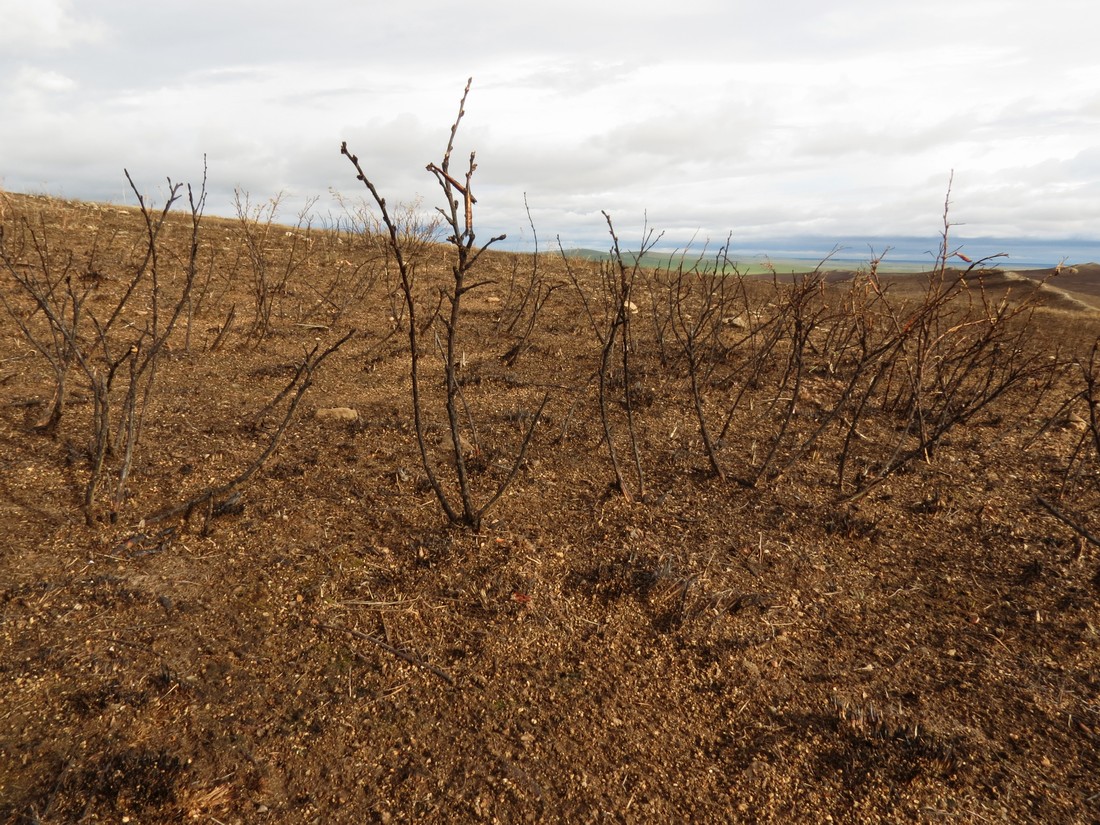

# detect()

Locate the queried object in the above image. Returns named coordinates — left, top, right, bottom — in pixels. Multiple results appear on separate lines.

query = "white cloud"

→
left=0, top=0, right=106, bottom=51
left=12, top=66, right=77, bottom=95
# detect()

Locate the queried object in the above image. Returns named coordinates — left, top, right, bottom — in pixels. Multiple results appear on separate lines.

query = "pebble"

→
left=315, top=407, right=359, bottom=424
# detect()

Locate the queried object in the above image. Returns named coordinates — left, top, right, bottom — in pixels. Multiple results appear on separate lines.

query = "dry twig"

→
left=321, top=622, right=454, bottom=685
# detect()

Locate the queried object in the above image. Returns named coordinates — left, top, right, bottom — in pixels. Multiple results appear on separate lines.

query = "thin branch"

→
left=1036, top=496, right=1100, bottom=549
left=145, top=330, right=354, bottom=524
left=321, top=622, right=454, bottom=685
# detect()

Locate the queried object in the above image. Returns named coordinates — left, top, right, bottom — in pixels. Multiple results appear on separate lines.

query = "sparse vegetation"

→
left=2, top=112, right=1100, bottom=822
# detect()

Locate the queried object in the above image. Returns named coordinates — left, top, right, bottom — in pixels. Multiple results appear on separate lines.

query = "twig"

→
left=145, top=330, right=354, bottom=524
left=425, top=163, right=476, bottom=203
left=1036, top=496, right=1100, bottom=548
left=209, top=304, right=236, bottom=353
left=321, top=622, right=454, bottom=685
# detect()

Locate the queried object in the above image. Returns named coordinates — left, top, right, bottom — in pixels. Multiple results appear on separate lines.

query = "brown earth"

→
left=2, top=190, right=1100, bottom=823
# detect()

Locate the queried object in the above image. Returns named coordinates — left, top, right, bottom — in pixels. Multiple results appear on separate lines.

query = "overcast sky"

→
left=2, top=0, right=1097, bottom=258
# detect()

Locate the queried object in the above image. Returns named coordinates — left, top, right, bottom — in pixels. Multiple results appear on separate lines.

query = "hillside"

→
left=2, top=190, right=1100, bottom=823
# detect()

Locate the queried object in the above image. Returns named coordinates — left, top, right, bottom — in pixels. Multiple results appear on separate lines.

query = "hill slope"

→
left=2, top=192, right=1100, bottom=823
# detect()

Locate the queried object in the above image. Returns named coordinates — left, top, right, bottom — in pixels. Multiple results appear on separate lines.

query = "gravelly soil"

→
left=2, top=191, right=1099, bottom=823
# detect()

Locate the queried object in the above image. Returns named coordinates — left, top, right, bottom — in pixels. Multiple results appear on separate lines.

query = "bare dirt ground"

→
left=2, top=191, right=1100, bottom=823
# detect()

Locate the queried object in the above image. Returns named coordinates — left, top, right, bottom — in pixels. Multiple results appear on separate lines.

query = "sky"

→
left=2, top=0, right=1098, bottom=262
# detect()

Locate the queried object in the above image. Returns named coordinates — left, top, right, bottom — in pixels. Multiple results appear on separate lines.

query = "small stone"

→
left=1063, top=412, right=1088, bottom=431
left=315, top=407, right=359, bottom=424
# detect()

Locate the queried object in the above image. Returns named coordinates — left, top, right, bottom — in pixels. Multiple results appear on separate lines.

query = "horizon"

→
left=6, top=184, right=1097, bottom=270
left=546, top=235, right=1100, bottom=270
left=6, top=184, right=1098, bottom=271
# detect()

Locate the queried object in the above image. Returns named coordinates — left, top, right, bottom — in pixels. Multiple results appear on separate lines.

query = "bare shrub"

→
left=1034, top=344, right=1100, bottom=584
left=234, top=190, right=318, bottom=340
left=837, top=189, right=1055, bottom=502
left=145, top=329, right=354, bottom=532
left=341, top=78, right=546, bottom=531
left=659, top=237, right=746, bottom=478
left=1, top=168, right=208, bottom=524
left=0, top=203, right=90, bottom=433
left=496, top=195, right=565, bottom=367
left=559, top=215, right=661, bottom=500
left=330, top=191, right=441, bottom=333
left=299, top=204, right=384, bottom=328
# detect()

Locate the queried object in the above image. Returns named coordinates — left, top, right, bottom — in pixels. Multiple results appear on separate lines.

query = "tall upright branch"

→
left=343, top=78, right=541, bottom=532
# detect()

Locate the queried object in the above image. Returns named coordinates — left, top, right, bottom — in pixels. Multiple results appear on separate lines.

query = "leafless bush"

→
left=1, top=206, right=89, bottom=433
left=1, top=168, right=207, bottom=524
left=561, top=215, right=661, bottom=501
left=341, top=78, right=546, bottom=531
left=638, top=185, right=1054, bottom=501
left=329, top=192, right=440, bottom=332
left=649, top=258, right=831, bottom=487
left=1034, top=343, right=1100, bottom=497
left=726, top=254, right=906, bottom=489
left=837, top=192, right=1053, bottom=501
left=146, top=329, right=354, bottom=532
left=179, top=223, right=221, bottom=352
left=496, top=195, right=565, bottom=367
left=710, top=280, right=793, bottom=457
left=234, top=190, right=318, bottom=340
left=744, top=271, right=832, bottom=485
left=1031, top=343, right=1100, bottom=582
left=819, top=257, right=913, bottom=491
left=660, top=237, right=746, bottom=478
left=298, top=208, right=381, bottom=328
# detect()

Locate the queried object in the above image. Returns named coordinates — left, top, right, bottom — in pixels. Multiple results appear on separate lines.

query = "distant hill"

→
left=563, top=248, right=935, bottom=275
left=559, top=235, right=1100, bottom=273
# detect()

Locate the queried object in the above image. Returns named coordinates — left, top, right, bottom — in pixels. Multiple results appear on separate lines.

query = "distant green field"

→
left=562, top=248, right=932, bottom=275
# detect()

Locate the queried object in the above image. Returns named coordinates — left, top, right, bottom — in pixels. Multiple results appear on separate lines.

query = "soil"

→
left=2, top=191, right=1100, bottom=823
